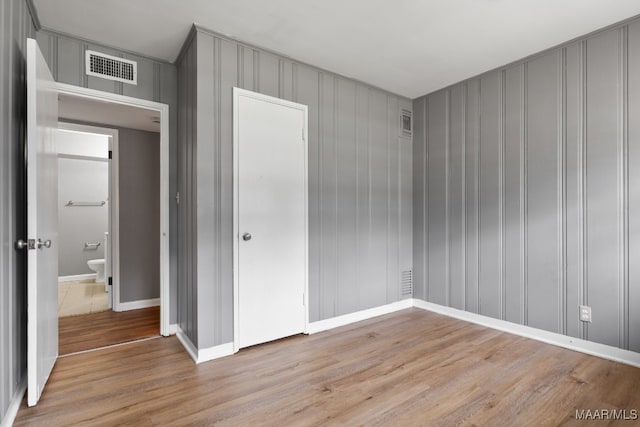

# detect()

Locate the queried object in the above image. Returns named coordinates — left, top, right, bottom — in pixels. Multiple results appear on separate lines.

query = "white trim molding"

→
left=57, top=273, right=96, bottom=282
left=116, top=298, right=160, bottom=312
left=55, top=82, right=171, bottom=337
left=1, top=377, right=26, bottom=427
left=176, top=328, right=234, bottom=364
left=307, top=299, right=414, bottom=334
left=412, top=299, right=640, bottom=368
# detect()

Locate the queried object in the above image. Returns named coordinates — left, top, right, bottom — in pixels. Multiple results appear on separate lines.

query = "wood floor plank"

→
left=58, top=306, right=160, bottom=355
left=16, top=308, right=640, bottom=426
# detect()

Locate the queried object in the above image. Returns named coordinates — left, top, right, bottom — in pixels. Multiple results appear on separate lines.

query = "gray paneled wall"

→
left=0, top=0, right=35, bottom=422
left=176, top=26, right=412, bottom=349
left=36, top=29, right=179, bottom=321
left=176, top=34, right=198, bottom=345
left=413, top=19, right=640, bottom=352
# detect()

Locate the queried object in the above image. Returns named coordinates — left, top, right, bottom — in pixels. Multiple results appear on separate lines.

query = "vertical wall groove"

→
left=582, top=39, right=589, bottom=341
left=425, top=97, right=430, bottom=300
left=619, top=26, right=629, bottom=350
left=461, top=85, right=467, bottom=311
left=560, top=47, right=568, bottom=335
left=445, top=90, right=451, bottom=307
left=499, top=70, right=506, bottom=320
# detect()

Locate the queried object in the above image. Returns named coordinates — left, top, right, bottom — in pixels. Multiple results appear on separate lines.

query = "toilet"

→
left=87, top=232, right=108, bottom=284
left=87, top=259, right=105, bottom=283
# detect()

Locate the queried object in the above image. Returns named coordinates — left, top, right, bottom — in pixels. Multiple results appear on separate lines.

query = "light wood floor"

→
left=16, top=308, right=640, bottom=426
left=58, top=306, right=160, bottom=355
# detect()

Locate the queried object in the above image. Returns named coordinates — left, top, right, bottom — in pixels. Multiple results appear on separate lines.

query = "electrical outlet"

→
left=579, top=305, right=592, bottom=323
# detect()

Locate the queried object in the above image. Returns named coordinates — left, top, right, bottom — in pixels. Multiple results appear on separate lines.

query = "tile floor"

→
left=58, top=280, right=109, bottom=317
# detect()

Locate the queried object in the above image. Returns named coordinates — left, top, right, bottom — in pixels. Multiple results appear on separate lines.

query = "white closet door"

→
left=234, top=88, right=308, bottom=350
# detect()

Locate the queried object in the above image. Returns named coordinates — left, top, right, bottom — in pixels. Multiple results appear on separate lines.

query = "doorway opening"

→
left=55, top=83, right=170, bottom=355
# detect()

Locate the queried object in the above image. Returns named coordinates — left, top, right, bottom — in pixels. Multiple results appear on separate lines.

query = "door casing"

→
left=55, top=82, right=171, bottom=336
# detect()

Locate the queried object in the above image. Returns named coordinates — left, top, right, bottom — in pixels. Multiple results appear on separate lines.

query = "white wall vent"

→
left=85, top=50, right=137, bottom=85
left=401, top=270, right=413, bottom=296
left=400, top=109, right=412, bottom=138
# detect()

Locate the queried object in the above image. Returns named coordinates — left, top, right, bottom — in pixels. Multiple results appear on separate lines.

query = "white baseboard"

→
left=412, top=299, right=640, bottom=368
left=198, top=342, right=235, bottom=363
left=165, top=323, right=178, bottom=336
left=1, top=377, right=26, bottom=427
left=116, top=298, right=160, bottom=312
left=176, top=327, right=234, bottom=364
left=58, top=273, right=96, bottom=282
left=307, top=298, right=414, bottom=334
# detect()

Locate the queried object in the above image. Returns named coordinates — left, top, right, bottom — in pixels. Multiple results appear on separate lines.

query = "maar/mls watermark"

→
left=575, top=408, right=638, bottom=421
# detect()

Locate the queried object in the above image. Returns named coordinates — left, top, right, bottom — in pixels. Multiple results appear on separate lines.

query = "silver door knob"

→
left=36, top=239, right=52, bottom=249
left=242, top=233, right=252, bottom=241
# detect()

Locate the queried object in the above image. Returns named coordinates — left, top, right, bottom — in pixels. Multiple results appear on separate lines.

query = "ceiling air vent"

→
left=85, top=50, right=137, bottom=85
left=400, top=109, right=412, bottom=139
left=401, top=270, right=413, bottom=297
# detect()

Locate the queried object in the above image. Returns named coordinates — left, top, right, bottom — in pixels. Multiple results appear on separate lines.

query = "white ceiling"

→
left=59, top=94, right=160, bottom=133
left=33, top=0, right=640, bottom=99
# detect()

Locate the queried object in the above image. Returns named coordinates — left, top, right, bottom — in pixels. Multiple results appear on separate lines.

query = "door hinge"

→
left=302, top=128, right=305, bottom=142
left=108, top=150, right=113, bottom=159
left=175, top=192, right=180, bottom=205
left=108, top=277, right=113, bottom=287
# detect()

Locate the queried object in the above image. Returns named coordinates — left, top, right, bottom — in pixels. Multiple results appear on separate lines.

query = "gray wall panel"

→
left=413, top=18, right=639, bottom=352
left=369, top=89, right=390, bottom=308
left=478, top=72, right=502, bottom=319
left=56, top=36, right=83, bottom=87
left=465, top=80, right=480, bottom=313
left=526, top=52, right=562, bottom=333
left=336, top=78, right=358, bottom=315
left=449, top=86, right=465, bottom=310
left=427, top=90, right=448, bottom=305
left=412, top=98, right=426, bottom=300
left=386, top=95, right=400, bottom=303
left=585, top=29, right=622, bottom=347
left=320, top=73, right=338, bottom=317
left=565, top=42, right=584, bottom=340
left=177, top=36, right=197, bottom=345
left=258, top=51, right=279, bottom=98
left=194, top=33, right=216, bottom=348
left=504, top=65, right=524, bottom=324
left=629, top=21, right=640, bottom=352
left=177, top=27, right=412, bottom=347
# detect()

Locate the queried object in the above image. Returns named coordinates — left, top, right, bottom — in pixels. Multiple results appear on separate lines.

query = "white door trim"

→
left=56, top=82, right=171, bottom=336
left=232, top=87, right=309, bottom=353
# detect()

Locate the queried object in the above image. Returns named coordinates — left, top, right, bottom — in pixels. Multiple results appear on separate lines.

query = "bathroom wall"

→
left=57, top=129, right=109, bottom=278
left=118, top=128, right=160, bottom=303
